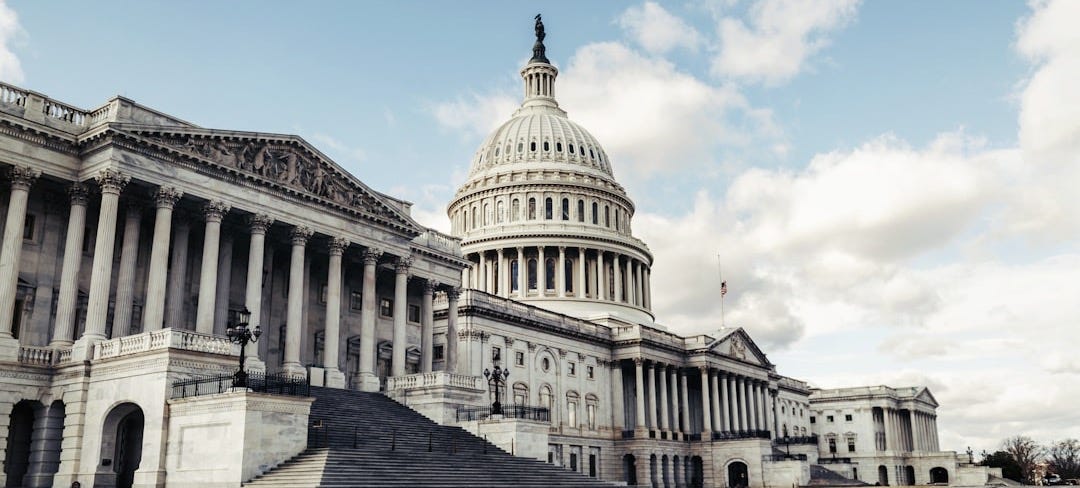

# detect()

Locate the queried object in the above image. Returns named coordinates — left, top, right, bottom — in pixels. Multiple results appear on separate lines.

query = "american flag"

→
left=720, top=281, right=728, bottom=297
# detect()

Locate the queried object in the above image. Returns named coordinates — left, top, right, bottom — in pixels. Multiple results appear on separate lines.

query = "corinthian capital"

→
left=290, top=225, right=314, bottom=245
left=202, top=200, right=231, bottom=223
left=67, top=183, right=90, bottom=206
left=423, top=279, right=439, bottom=294
left=328, top=236, right=349, bottom=256
left=362, top=248, right=383, bottom=265
left=446, top=286, right=461, bottom=301
left=153, top=187, right=183, bottom=209
left=246, top=213, right=274, bottom=234
left=95, top=169, right=130, bottom=194
left=8, top=165, right=41, bottom=191
left=394, top=256, right=412, bottom=274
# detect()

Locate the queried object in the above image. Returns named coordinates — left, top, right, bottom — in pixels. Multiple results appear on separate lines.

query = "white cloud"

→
left=711, top=0, right=860, bottom=84
left=0, top=0, right=25, bottom=84
left=617, top=2, right=703, bottom=54
left=430, top=92, right=518, bottom=140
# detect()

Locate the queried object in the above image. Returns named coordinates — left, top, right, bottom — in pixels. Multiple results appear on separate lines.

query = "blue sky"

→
left=3, top=0, right=1078, bottom=453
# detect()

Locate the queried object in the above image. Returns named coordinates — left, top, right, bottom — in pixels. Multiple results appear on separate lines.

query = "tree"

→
left=1002, top=435, right=1044, bottom=483
left=1048, top=439, right=1080, bottom=479
left=981, top=450, right=1023, bottom=482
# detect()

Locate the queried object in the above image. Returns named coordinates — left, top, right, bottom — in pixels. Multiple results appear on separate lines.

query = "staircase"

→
left=243, top=386, right=619, bottom=487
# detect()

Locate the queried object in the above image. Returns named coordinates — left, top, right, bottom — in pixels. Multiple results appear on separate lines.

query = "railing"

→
left=385, top=371, right=486, bottom=392
left=819, top=456, right=852, bottom=464
left=170, top=372, right=309, bottom=399
left=43, top=99, right=86, bottom=125
left=0, top=80, right=112, bottom=129
left=775, top=435, right=819, bottom=446
left=412, top=230, right=462, bottom=256
left=454, top=404, right=550, bottom=422
left=766, top=453, right=808, bottom=462
left=0, top=82, right=27, bottom=106
left=712, top=430, right=771, bottom=441
left=94, top=328, right=237, bottom=360
left=452, top=290, right=613, bottom=341
left=18, top=345, right=55, bottom=365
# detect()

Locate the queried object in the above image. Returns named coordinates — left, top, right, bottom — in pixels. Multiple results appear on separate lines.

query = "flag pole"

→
left=717, top=254, right=725, bottom=329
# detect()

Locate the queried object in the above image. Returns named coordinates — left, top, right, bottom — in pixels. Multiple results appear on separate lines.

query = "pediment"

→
left=914, top=387, right=939, bottom=407
left=711, top=327, right=771, bottom=367
left=119, top=126, right=423, bottom=236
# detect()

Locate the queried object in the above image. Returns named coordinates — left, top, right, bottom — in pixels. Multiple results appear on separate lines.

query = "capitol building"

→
left=0, top=20, right=1001, bottom=488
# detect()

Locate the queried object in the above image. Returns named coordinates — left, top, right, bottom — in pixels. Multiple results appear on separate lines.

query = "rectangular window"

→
left=568, top=362, right=576, bottom=376
left=492, top=346, right=501, bottom=363
left=589, top=454, right=597, bottom=477
left=848, top=439, right=856, bottom=452
left=587, top=404, right=596, bottom=430
left=434, top=345, right=444, bottom=361
left=379, top=298, right=393, bottom=317
left=319, top=284, right=328, bottom=304
left=407, top=304, right=420, bottom=323
left=827, top=415, right=834, bottom=422
left=587, top=365, right=594, bottom=379
left=22, top=214, right=35, bottom=241
left=829, top=438, right=837, bottom=453
left=810, top=416, right=816, bottom=424
left=845, top=414, right=853, bottom=422
left=515, top=351, right=525, bottom=366
left=350, top=291, right=363, bottom=311
left=570, top=453, right=578, bottom=472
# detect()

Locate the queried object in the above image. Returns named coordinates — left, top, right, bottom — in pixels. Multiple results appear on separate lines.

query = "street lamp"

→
left=783, top=435, right=791, bottom=458
left=483, top=362, right=510, bottom=416
left=225, top=307, right=261, bottom=388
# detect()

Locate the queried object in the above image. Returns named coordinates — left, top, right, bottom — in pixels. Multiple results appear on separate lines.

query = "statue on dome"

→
left=531, top=14, right=549, bottom=63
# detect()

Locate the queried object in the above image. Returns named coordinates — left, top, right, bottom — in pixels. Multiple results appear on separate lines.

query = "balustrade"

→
left=94, top=328, right=238, bottom=360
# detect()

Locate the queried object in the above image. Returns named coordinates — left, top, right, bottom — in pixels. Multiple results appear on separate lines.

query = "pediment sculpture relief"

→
left=729, top=335, right=747, bottom=360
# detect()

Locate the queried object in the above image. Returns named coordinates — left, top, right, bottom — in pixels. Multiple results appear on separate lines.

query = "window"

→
left=22, top=214, right=35, bottom=241
left=540, top=386, right=553, bottom=424
left=827, top=415, right=834, bottom=422
left=556, top=142, right=563, bottom=152
left=492, top=346, right=501, bottom=363
left=528, top=198, right=537, bottom=219
left=407, top=304, right=420, bottom=323
left=544, top=198, right=553, bottom=220
left=527, top=259, right=538, bottom=290
left=319, top=284, right=328, bottom=304
left=586, top=395, right=598, bottom=429
left=541, top=357, right=551, bottom=372
left=570, top=453, right=578, bottom=472
left=564, top=259, right=574, bottom=293
left=545, top=258, right=556, bottom=291
left=484, top=203, right=490, bottom=225
left=434, top=345, right=444, bottom=360
left=587, top=365, right=594, bottom=379
left=379, top=298, right=393, bottom=317
left=591, top=202, right=598, bottom=224
left=512, top=199, right=520, bottom=221
left=513, top=383, right=529, bottom=405
left=829, top=438, right=837, bottom=453
left=510, top=260, right=520, bottom=292
left=845, top=414, right=853, bottom=422
left=543, top=141, right=550, bottom=151
left=604, top=206, right=610, bottom=227
left=561, top=198, right=569, bottom=220
left=350, top=291, right=363, bottom=311
left=614, top=208, right=620, bottom=231
left=497, top=200, right=505, bottom=223
left=530, top=141, right=537, bottom=152
left=517, top=142, right=523, bottom=152
left=568, top=143, right=575, bottom=154
left=515, top=351, right=525, bottom=366
left=782, top=406, right=786, bottom=414
left=566, top=392, right=579, bottom=428
left=568, top=362, right=576, bottom=376
left=848, top=438, right=856, bottom=453
left=810, top=416, right=816, bottom=424
left=577, top=200, right=585, bottom=222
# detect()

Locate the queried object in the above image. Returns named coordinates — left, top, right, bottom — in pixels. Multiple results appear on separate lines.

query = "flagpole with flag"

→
left=717, top=254, right=727, bottom=329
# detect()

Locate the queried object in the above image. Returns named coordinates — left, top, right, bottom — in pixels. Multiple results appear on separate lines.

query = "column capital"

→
left=633, top=357, right=644, bottom=366
left=153, top=186, right=183, bottom=209
left=95, top=169, right=130, bottom=195
left=7, top=165, right=41, bottom=190
left=202, top=200, right=231, bottom=223
left=327, top=236, right=349, bottom=256
left=558, top=245, right=566, bottom=252
left=247, top=213, right=274, bottom=234
left=496, top=248, right=505, bottom=256
left=394, top=256, right=412, bottom=273
left=699, top=365, right=710, bottom=374
left=362, top=248, right=383, bottom=265
left=289, top=225, right=314, bottom=245
left=68, top=183, right=90, bottom=206
left=423, top=279, right=439, bottom=294
left=446, top=286, right=461, bottom=300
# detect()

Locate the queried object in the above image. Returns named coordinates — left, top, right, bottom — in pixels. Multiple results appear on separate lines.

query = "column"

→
left=597, top=252, right=606, bottom=301
left=557, top=246, right=566, bottom=297
left=195, top=201, right=230, bottom=334
left=576, top=247, right=586, bottom=298
left=750, top=381, right=760, bottom=431
left=612, top=254, right=622, bottom=302
left=0, top=166, right=40, bottom=354
left=737, top=377, right=748, bottom=431
left=50, top=183, right=89, bottom=347
left=644, top=267, right=652, bottom=309
left=496, top=248, right=505, bottom=296
left=710, top=371, right=721, bottom=434
left=212, top=233, right=234, bottom=334
left=537, top=246, right=546, bottom=295
left=634, top=358, right=646, bottom=430
left=282, top=226, right=312, bottom=376
left=770, top=390, right=779, bottom=437
left=244, top=214, right=272, bottom=371
left=624, top=257, right=633, bottom=305
left=141, top=188, right=182, bottom=332
left=635, top=261, right=644, bottom=306
left=679, top=371, right=689, bottom=436
left=659, top=365, right=670, bottom=432
left=391, top=256, right=410, bottom=377
left=612, top=362, right=625, bottom=431
left=357, top=249, right=382, bottom=391
left=76, top=170, right=130, bottom=356
left=669, top=368, right=680, bottom=435
left=700, top=367, right=712, bottom=433
left=719, top=372, right=730, bottom=433
left=646, top=362, right=657, bottom=429
left=728, top=374, right=738, bottom=431
left=323, top=237, right=348, bottom=388
left=421, top=279, right=436, bottom=373
left=515, top=247, right=526, bottom=297
left=477, top=252, right=487, bottom=292
left=446, top=288, right=460, bottom=374
left=110, top=202, right=142, bottom=338
left=164, top=217, right=191, bottom=329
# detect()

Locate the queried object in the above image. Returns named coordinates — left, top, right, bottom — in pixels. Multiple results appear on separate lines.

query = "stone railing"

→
left=0, top=80, right=113, bottom=129
left=412, top=230, right=462, bottom=256
left=385, top=371, right=485, bottom=392
left=94, top=328, right=238, bottom=360
left=458, top=290, right=612, bottom=341
left=0, top=82, right=27, bottom=107
left=461, top=222, right=651, bottom=252
left=18, top=345, right=55, bottom=366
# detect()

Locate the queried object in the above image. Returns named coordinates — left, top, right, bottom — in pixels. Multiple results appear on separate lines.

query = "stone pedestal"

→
left=356, top=372, right=381, bottom=392
left=476, top=417, right=549, bottom=462
left=69, top=336, right=96, bottom=362
left=0, top=335, right=19, bottom=361
left=308, top=366, right=325, bottom=387
left=324, top=369, right=346, bottom=389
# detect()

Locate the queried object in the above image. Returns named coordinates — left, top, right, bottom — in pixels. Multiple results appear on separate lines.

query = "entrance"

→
left=930, top=467, right=949, bottom=484
left=623, top=454, right=637, bottom=485
left=4, top=401, right=35, bottom=487
left=100, top=403, right=144, bottom=488
left=727, top=460, right=749, bottom=488
left=879, top=465, right=889, bottom=485
left=904, top=466, right=916, bottom=486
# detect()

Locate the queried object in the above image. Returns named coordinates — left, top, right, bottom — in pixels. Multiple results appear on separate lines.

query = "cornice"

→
left=449, top=179, right=635, bottom=214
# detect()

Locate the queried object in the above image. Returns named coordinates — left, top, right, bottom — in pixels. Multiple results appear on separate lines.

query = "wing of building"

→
left=0, top=21, right=1000, bottom=488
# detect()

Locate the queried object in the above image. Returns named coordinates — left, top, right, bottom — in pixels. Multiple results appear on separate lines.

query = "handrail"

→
left=170, top=372, right=309, bottom=399
left=455, top=404, right=550, bottom=422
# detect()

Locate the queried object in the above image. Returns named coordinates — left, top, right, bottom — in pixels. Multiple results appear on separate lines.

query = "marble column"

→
left=659, top=365, right=670, bottom=432
left=141, top=188, right=183, bottom=332
left=669, top=368, right=680, bottom=435
left=446, top=288, right=460, bottom=374
left=634, top=358, right=646, bottom=430
left=391, top=256, right=410, bottom=377
left=477, top=252, right=487, bottom=292
left=195, top=201, right=230, bottom=334
left=711, top=371, right=722, bottom=433
left=282, top=226, right=312, bottom=376
left=679, top=372, right=689, bottom=436
left=635, top=261, right=644, bottom=306
left=164, top=217, right=191, bottom=329
left=728, top=374, right=738, bottom=431
left=496, top=248, right=505, bottom=296
left=357, top=248, right=382, bottom=391
left=515, top=247, right=526, bottom=297
left=110, top=202, right=142, bottom=338
left=737, top=377, right=747, bottom=431
left=644, top=268, right=652, bottom=309
left=244, top=214, right=272, bottom=370
left=612, top=254, right=622, bottom=303
left=537, top=246, right=546, bottom=294
left=50, top=183, right=89, bottom=347
left=719, top=372, right=730, bottom=433
left=750, top=381, right=761, bottom=431
left=212, top=233, right=234, bottom=335
left=78, top=170, right=130, bottom=353
left=421, top=279, right=435, bottom=373
left=646, top=362, right=657, bottom=429
left=612, top=362, right=625, bottom=431
left=557, top=246, right=566, bottom=297
left=700, top=367, right=712, bottom=434
left=624, top=257, right=633, bottom=305
left=576, top=247, right=586, bottom=298
left=0, top=166, right=41, bottom=354
left=323, top=237, right=348, bottom=388
left=597, top=252, right=606, bottom=301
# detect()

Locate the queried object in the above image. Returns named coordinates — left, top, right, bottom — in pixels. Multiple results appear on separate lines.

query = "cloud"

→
left=430, top=92, right=518, bottom=140
left=310, top=133, right=366, bottom=163
left=617, top=2, right=704, bottom=54
left=711, top=0, right=861, bottom=84
left=0, top=0, right=25, bottom=83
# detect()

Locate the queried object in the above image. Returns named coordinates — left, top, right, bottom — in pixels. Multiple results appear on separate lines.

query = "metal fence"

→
left=454, top=404, right=550, bottom=422
left=766, top=453, right=809, bottom=462
left=171, top=372, right=310, bottom=399
left=712, top=429, right=771, bottom=441
left=775, top=434, right=819, bottom=445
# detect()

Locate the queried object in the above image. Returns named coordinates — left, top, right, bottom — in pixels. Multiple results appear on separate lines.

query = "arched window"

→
left=528, top=198, right=537, bottom=220
left=539, top=385, right=554, bottom=425
left=543, top=141, right=550, bottom=152
left=472, top=207, right=479, bottom=228
left=604, top=206, right=610, bottom=227
left=545, top=198, right=553, bottom=220
left=586, top=394, right=599, bottom=430
left=556, top=142, right=563, bottom=152
left=530, top=141, right=537, bottom=152
left=592, top=202, right=598, bottom=224
left=494, top=146, right=500, bottom=157
left=545, top=258, right=556, bottom=291
left=517, top=142, right=523, bottom=153
left=589, top=149, right=595, bottom=159
left=510, top=260, right=519, bottom=292
left=568, top=143, right=575, bottom=155
left=580, top=146, right=585, bottom=156
left=561, top=198, right=570, bottom=220
left=577, top=200, right=585, bottom=222
left=512, top=198, right=520, bottom=221
left=566, top=391, right=580, bottom=428
left=483, top=203, right=491, bottom=225
left=513, top=382, right=529, bottom=405
left=463, top=209, right=469, bottom=231
left=564, top=259, right=574, bottom=293
left=528, top=259, right=538, bottom=290
left=614, top=208, right=620, bottom=231
left=497, top=200, right=505, bottom=223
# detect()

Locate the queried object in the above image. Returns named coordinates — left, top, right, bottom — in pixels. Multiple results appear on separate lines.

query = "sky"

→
left=3, top=0, right=1078, bottom=455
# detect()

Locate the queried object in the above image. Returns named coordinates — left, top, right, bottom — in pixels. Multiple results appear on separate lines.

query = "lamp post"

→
left=783, top=435, right=791, bottom=458
left=225, top=307, right=261, bottom=388
left=483, top=362, right=510, bottom=416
